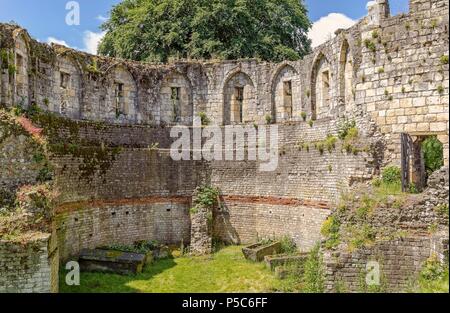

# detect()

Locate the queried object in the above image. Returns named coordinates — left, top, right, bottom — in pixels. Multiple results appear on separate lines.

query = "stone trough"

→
left=242, top=241, right=282, bottom=262
left=78, top=249, right=146, bottom=275
left=264, top=253, right=309, bottom=271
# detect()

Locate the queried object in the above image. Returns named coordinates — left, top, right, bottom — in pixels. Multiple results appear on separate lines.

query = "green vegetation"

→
left=321, top=216, right=341, bottom=249
left=198, top=111, right=210, bottom=126
left=437, top=85, right=444, bottom=95
left=60, top=246, right=300, bottom=293
left=308, top=119, right=314, bottom=128
left=265, top=114, right=273, bottom=125
left=337, top=119, right=357, bottom=141
left=100, top=240, right=160, bottom=254
left=279, top=236, right=297, bottom=255
left=371, top=30, right=379, bottom=39
left=300, top=111, right=307, bottom=121
left=193, top=185, right=220, bottom=209
left=364, top=39, right=376, bottom=53
left=345, top=224, right=376, bottom=251
left=440, top=55, right=449, bottom=65
left=411, top=255, right=449, bottom=293
left=422, top=136, right=444, bottom=175
left=381, top=166, right=401, bottom=185
left=301, top=245, right=325, bottom=293
left=434, top=204, right=449, bottom=218
left=98, top=0, right=311, bottom=62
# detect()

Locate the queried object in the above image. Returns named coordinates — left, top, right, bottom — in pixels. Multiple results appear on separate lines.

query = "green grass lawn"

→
left=60, top=246, right=299, bottom=293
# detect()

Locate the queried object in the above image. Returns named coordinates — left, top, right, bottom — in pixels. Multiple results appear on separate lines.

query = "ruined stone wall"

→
left=214, top=201, right=330, bottom=252
left=0, top=234, right=58, bottom=293
left=323, top=235, right=448, bottom=293
left=0, top=0, right=448, bottom=167
left=55, top=200, right=190, bottom=261
left=0, top=0, right=448, bottom=290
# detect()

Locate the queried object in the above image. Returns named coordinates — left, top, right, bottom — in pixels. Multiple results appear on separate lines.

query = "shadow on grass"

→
left=59, top=257, right=177, bottom=293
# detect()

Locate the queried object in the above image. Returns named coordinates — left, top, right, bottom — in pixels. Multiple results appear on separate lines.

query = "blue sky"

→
left=0, top=0, right=409, bottom=53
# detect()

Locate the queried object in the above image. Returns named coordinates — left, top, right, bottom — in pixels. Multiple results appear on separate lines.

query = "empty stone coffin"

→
left=78, top=249, right=146, bottom=275
left=264, top=253, right=309, bottom=271
left=242, top=242, right=282, bottom=262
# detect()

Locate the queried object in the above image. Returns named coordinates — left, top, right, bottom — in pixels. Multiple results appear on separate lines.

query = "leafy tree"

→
left=422, top=136, right=444, bottom=175
left=98, top=0, right=311, bottom=62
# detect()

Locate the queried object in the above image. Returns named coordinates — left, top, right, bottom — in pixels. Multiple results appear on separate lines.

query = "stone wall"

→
left=0, top=0, right=448, bottom=293
left=323, top=235, right=448, bottom=293
left=54, top=199, right=191, bottom=261
left=214, top=201, right=330, bottom=252
left=0, top=0, right=447, bottom=168
left=0, top=234, right=58, bottom=293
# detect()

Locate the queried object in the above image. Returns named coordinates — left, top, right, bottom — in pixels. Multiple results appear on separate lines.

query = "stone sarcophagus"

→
left=242, top=241, right=282, bottom=262
left=78, top=249, right=146, bottom=275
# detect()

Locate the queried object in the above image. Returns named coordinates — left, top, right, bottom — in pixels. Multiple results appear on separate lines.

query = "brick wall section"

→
left=0, top=234, right=58, bottom=293
left=214, top=202, right=331, bottom=252
left=54, top=200, right=191, bottom=261
left=323, top=237, right=434, bottom=292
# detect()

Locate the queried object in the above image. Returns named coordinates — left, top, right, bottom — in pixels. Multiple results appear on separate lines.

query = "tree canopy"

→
left=98, top=0, right=312, bottom=62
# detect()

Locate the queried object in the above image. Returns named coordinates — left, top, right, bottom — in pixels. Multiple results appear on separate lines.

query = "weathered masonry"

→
left=0, top=0, right=449, bottom=292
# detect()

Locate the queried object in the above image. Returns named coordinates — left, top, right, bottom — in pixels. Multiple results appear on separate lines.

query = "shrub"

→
left=308, top=120, right=314, bottom=127
left=434, top=204, right=449, bottom=217
left=421, top=254, right=445, bottom=281
left=422, top=136, right=444, bottom=175
left=372, top=177, right=382, bottom=187
left=265, top=114, right=273, bottom=124
left=382, top=166, right=401, bottom=185
left=321, top=216, right=341, bottom=249
left=198, top=112, right=210, bottom=126
left=300, top=112, right=307, bottom=121
left=279, top=236, right=297, bottom=254
left=302, top=245, right=325, bottom=293
left=337, top=119, right=356, bottom=141
left=193, top=186, right=220, bottom=209
left=364, top=39, right=376, bottom=53
left=325, top=135, right=337, bottom=152
left=440, top=55, right=449, bottom=65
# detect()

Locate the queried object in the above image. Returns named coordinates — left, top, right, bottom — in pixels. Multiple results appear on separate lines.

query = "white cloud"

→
left=82, top=30, right=106, bottom=55
left=96, top=15, right=109, bottom=22
left=47, top=37, right=70, bottom=47
left=366, top=1, right=377, bottom=9
left=308, top=13, right=356, bottom=48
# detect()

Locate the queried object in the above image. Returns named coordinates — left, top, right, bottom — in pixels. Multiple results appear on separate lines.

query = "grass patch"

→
left=409, top=255, right=449, bottom=293
left=60, top=246, right=296, bottom=293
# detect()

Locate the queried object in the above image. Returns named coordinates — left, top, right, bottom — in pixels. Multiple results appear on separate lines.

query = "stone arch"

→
left=160, top=71, right=193, bottom=125
left=222, top=69, right=255, bottom=125
left=270, top=62, right=299, bottom=123
left=53, top=55, right=82, bottom=119
left=12, top=30, right=31, bottom=107
left=311, top=52, right=331, bottom=120
left=105, top=64, right=137, bottom=123
left=339, top=39, right=355, bottom=112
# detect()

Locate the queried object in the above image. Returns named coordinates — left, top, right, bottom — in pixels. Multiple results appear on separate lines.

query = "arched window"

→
left=160, top=72, right=193, bottom=125
left=54, top=56, right=82, bottom=118
left=271, top=64, right=298, bottom=123
left=223, top=71, right=255, bottom=125
left=311, top=53, right=331, bottom=120
left=106, top=66, right=137, bottom=123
